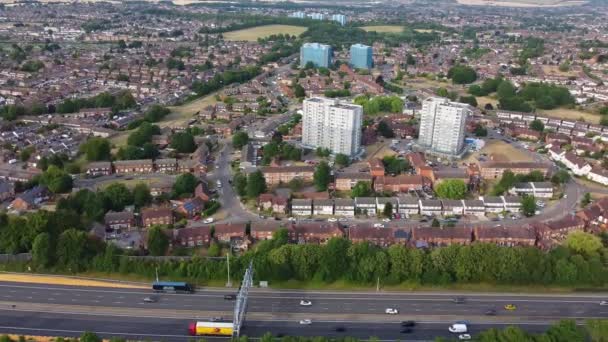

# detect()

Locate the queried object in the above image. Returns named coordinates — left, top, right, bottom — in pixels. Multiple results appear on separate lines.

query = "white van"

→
left=448, top=324, right=468, bottom=333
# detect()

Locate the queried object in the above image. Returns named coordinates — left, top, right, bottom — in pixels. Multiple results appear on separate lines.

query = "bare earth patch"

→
left=0, top=273, right=144, bottom=288
left=361, top=25, right=404, bottom=34
left=463, top=140, right=535, bottom=164
left=538, top=108, right=600, bottom=124
left=223, top=25, right=307, bottom=42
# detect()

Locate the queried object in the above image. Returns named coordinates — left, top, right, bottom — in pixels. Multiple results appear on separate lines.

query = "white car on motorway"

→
left=327, top=218, right=338, bottom=222
left=299, top=319, right=312, bottom=325
left=458, top=334, right=471, bottom=340
left=600, top=301, right=608, bottom=306
left=373, top=223, right=385, bottom=228
left=300, top=300, right=312, bottom=306
left=385, top=308, right=399, bottom=315
left=203, top=217, right=214, bottom=224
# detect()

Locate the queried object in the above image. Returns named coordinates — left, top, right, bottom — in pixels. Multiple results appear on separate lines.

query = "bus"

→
left=152, top=281, right=194, bottom=293
left=188, top=321, right=233, bottom=336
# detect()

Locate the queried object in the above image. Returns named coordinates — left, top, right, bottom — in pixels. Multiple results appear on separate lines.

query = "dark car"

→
left=485, top=309, right=497, bottom=316
left=401, top=321, right=416, bottom=327
left=334, top=326, right=346, bottom=332
left=224, top=294, right=236, bottom=300
left=400, top=328, right=413, bottom=334
left=453, top=297, right=466, bottom=304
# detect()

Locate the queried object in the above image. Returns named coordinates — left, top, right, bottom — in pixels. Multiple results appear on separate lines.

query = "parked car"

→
left=300, top=300, right=312, bottom=306
left=385, top=308, right=399, bottom=314
left=299, top=319, right=312, bottom=325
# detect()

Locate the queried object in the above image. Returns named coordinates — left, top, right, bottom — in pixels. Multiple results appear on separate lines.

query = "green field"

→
left=223, top=25, right=308, bottom=41
left=360, top=25, right=404, bottom=33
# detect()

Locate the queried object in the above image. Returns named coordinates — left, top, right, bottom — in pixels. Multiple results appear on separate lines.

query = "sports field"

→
left=223, top=25, right=307, bottom=41
left=361, top=25, right=404, bottom=33
left=538, top=108, right=600, bottom=124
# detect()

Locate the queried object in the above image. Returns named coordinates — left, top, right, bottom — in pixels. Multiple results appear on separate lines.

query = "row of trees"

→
left=353, top=95, right=404, bottom=115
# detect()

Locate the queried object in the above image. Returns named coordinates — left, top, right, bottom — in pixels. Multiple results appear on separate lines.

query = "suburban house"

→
left=411, top=227, right=472, bottom=247
left=173, top=226, right=211, bottom=247
left=368, top=158, right=385, bottom=177
left=334, top=198, right=355, bottom=217
left=502, top=196, right=522, bottom=212
left=214, top=223, right=247, bottom=243
left=510, top=182, right=554, bottom=198
left=373, top=175, right=425, bottom=193
left=355, top=197, right=377, bottom=216
left=155, top=158, right=177, bottom=173
left=535, top=215, right=585, bottom=242
left=587, top=166, right=608, bottom=186
left=291, top=199, right=312, bottom=216
left=249, top=222, right=290, bottom=241
left=479, top=161, right=551, bottom=179
left=261, top=166, right=315, bottom=185
left=441, top=200, right=464, bottom=216
left=463, top=200, right=486, bottom=217
left=348, top=225, right=395, bottom=247
left=480, top=196, right=505, bottom=213
left=194, top=182, right=212, bottom=202
left=419, top=199, right=442, bottom=216
left=562, top=152, right=592, bottom=176
left=141, top=206, right=174, bottom=227
left=397, top=195, right=419, bottom=215
left=376, top=197, right=398, bottom=214
left=258, top=193, right=288, bottom=214
left=9, top=185, right=50, bottom=211
left=86, top=161, right=113, bottom=177
left=474, top=225, right=537, bottom=246
left=545, top=132, right=571, bottom=146
left=114, top=159, right=154, bottom=174
left=104, top=210, right=136, bottom=231
left=291, top=222, right=344, bottom=244
left=175, top=197, right=206, bottom=218
left=335, top=172, right=373, bottom=191
left=313, top=199, right=334, bottom=216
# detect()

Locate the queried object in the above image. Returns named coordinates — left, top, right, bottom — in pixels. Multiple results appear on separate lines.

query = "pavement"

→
left=0, top=281, right=607, bottom=341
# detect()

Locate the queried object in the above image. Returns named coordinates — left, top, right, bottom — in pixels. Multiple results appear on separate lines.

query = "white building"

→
left=418, top=97, right=470, bottom=156
left=302, top=97, right=363, bottom=156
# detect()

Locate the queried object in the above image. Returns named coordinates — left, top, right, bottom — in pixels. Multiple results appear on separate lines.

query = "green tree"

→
left=435, top=179, right=467, bottom=200
left=132, top=183, right=152, bottom=208
left=431, top=218, right=440, bottom=227
left=586, top=319, right=608, bottom=342
left=383, top=202, right=393, bottom=218
left=39, top=165, right=73, bottom=193
left=293, top=83, right=306, bottom=98
left=233, top=173, right=248, bottom=197
left=144, top=105, right=170, bottom=122
left=232, top=131, right=249, bottom=149
left=170, top=132, right=196, bottom=153
left=313, top=161, right=331, bottom=191
left=56, top=229, right=87, bottom=272
left=377, top=121, right=395, bottom=138
left=208, top=242, right=221, bottom=257
left=351, top=181, right=372, bottom=198
left=551, top=169, right=571, bottom=185
left=79, top=137, right=111, bottom=161
left=521, top=195, right=536, bottom=217
left=147, top=225, right=169, bottom=256
left=80, top=332, right=102, bottom=342
left=496, top=80, right=517, bottom=99
left=246, top=170, right=267, bottom=198
left=103, top=183, right=133, bottom=211
left=335, top=153, right=350, bottom=167
left=458, top=95, right=478, bottom=107
left=447, top=65, right=477, bottom=84
left=32, top=232, right=52, bottom=269
left=315, top=147, right=331, bottom=158
left=382, top=156, right=410, bottom=175
left=173, top=173, right=198, bottom=198
left=565, top=231, right=602, bottom=256
left=581, top=192, right=592, bottom=207
left=530, top=119, right=545, bottom=132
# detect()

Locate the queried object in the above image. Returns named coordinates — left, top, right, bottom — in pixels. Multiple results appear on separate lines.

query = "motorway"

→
left=1, top=281, right=607, bottom=341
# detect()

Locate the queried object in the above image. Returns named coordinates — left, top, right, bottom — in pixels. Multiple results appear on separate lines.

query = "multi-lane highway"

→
left=0, top=281, right=606, bottom=341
